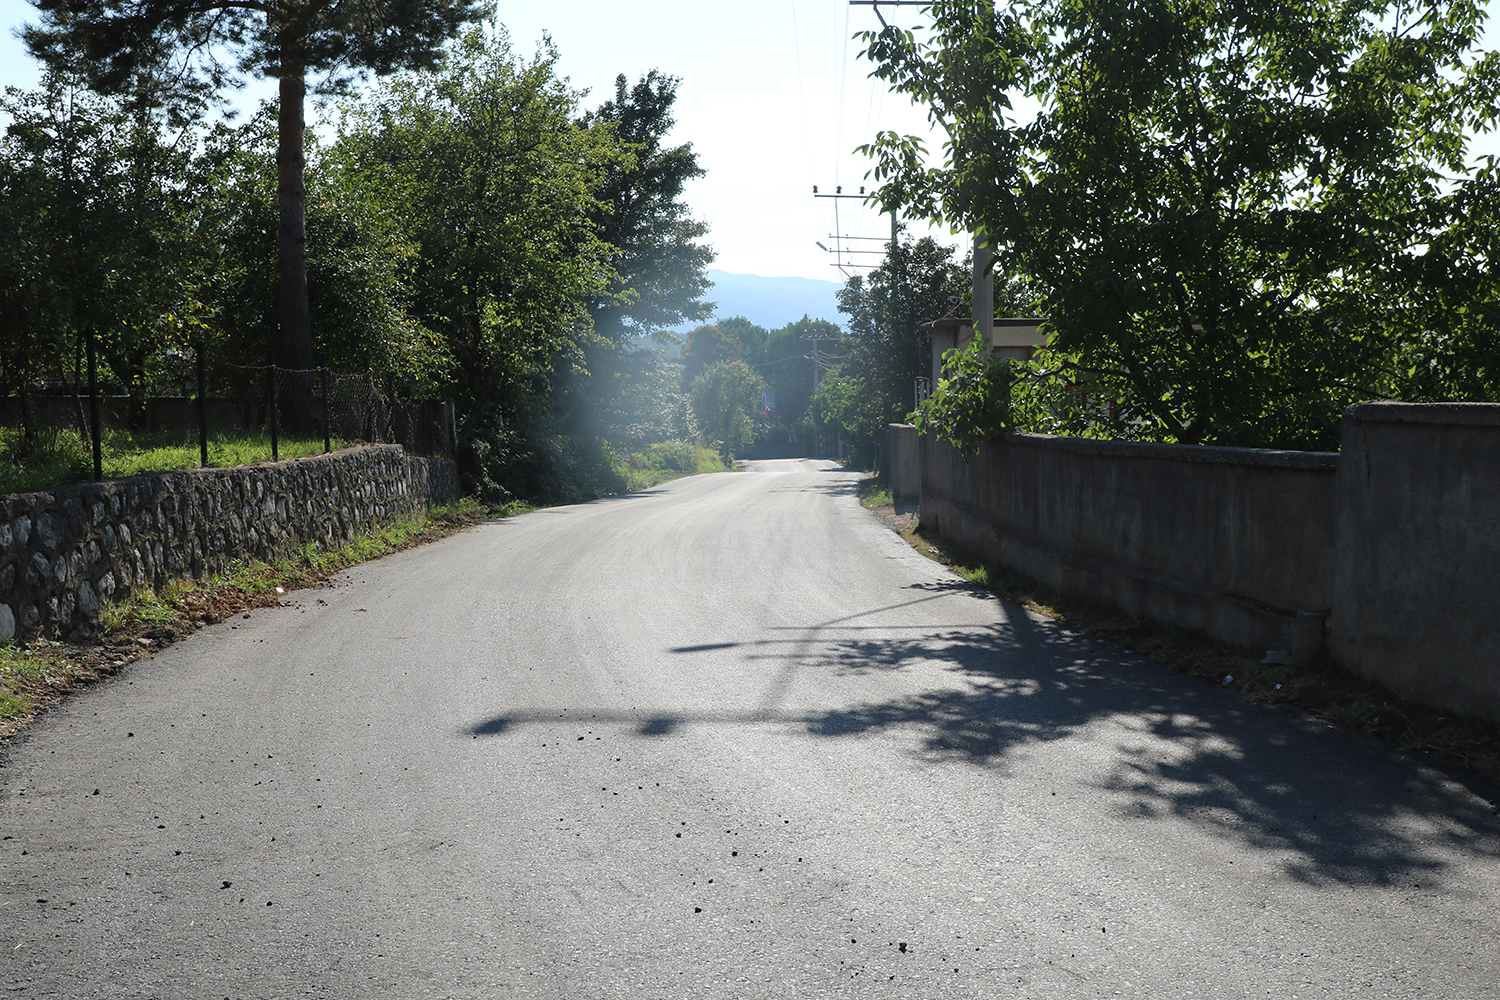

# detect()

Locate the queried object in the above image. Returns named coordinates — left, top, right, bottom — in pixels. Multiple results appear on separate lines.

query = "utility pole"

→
left=812, top=185, right=892, bottom=276
left=811, top=185, right=898, bottom=458
left=801, top=327, right=824, bottom=457
left=972, top=231, right=993, bottom=353
left=852, top=0, right=995, bottom=375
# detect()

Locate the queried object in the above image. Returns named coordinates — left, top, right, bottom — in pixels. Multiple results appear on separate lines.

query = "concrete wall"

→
left=1328, top=403, right=1500, bottom=722
left=893, top=405, right=1500, bottom=723
left=0, top=445, right=457, bottom=642
left=913, top=429, right=1338, bottom=662
left=887, top=424, right=922, bottom=499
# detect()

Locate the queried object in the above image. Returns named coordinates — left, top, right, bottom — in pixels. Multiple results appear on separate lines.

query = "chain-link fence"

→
left=1, top=339, right=452, bottom=491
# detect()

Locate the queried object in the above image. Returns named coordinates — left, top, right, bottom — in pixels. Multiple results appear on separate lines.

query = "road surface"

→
left=3, top=459, right=1499, bottom=998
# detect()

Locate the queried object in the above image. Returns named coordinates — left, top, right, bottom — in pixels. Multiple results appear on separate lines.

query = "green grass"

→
left=615, top=441, right=731, bottom=492
left=0, top=641, right=72, bottom=720
left=1, top=426, right=340, bottom=495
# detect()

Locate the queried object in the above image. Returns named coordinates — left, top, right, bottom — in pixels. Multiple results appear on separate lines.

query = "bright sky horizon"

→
left=3, top=0, right=1499, bottom=284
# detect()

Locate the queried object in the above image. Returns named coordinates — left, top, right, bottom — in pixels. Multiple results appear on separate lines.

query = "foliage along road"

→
left=3, top=459, right=1499, bottom=998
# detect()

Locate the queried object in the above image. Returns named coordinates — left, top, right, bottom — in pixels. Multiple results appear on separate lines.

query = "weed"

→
left=614, top=442, right=730, bottom=492
left=99, top=591, right=176, bottom=632
left=0, top=641, right=71, bottom=720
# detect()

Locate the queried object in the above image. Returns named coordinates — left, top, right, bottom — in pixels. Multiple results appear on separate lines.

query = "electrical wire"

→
left=790, top=0, right=816, bottom=189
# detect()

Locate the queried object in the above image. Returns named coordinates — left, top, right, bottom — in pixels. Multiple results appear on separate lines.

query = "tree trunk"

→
left=277, top=60, right=315, bottom=434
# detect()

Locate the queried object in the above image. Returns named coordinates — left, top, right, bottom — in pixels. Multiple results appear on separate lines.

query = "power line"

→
left=790, top=0, right=815, bottom=189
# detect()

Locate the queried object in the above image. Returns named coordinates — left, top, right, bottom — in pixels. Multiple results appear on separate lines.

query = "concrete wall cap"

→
left=1001, top=431, right=1339, bottom=470
left=1344, top=400, right=1500, bottom=428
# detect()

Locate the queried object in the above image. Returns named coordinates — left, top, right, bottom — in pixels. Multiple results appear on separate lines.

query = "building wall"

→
left=0, top=446, right=457, bottom=642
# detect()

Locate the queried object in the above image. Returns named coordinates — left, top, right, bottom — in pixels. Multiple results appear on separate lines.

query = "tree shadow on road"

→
left=796, top=581, right=1500, bottom=890
left=462, top=575, right=1500, bottom=892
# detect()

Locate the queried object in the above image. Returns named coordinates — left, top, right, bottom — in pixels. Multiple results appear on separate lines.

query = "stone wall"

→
left=0, top=445, right=457, bottom=642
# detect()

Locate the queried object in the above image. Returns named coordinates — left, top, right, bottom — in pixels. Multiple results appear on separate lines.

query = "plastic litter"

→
left=1221, top=674, right=1233, bottom=686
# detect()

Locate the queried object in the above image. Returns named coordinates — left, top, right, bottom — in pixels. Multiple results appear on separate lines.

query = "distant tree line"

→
left=675, top=315, right=841, bottom=461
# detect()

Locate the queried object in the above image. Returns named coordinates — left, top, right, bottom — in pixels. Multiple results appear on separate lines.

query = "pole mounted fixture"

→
left=813, top=184, right=892, bottom=273
left=849, top=0, right=930, bottom=30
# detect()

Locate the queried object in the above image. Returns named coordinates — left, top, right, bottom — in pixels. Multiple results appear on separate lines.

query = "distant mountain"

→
left=684, top=269, right=844, bottom=332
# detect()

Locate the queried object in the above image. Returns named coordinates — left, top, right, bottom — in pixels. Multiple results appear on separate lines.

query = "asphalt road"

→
left=3, top=458, right=1499, bottom=999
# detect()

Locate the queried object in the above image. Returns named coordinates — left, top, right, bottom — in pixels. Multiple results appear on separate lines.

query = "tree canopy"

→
left=582, top=71, right=715, bottom=344
left=860, top=0, right=1500, bottom=449
left=3, top=22, right=718, bottom=505
left=25, top=0, right=489, bottom=425
left=817, top=236, right=973, bottom=463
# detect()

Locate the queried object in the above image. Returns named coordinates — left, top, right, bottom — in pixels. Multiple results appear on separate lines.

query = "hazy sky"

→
left=2, top=0, right=1498, bottom=282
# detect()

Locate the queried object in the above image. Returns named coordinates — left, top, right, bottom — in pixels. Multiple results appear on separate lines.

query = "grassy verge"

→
left=858, top=480, right=1500, bottom=784
left=1, top=426, right=342, bottom=495
left=614, top=441, right=731, bottom=492
left=0, top=498, right=490, bottom=739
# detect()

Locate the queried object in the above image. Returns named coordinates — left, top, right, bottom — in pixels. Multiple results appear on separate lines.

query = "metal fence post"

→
left=196, top=338, right=209, bottom=467
left=320, top=354, right=331, bottom=454
left=86, top=328, right=102, bottom=481
left=268, top=349, right=279, bottom=462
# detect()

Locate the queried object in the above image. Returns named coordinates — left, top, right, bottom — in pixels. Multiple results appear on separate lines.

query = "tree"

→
left=860, top=0, right=1500, bottom=449
left=592, top=346, right=697, bottom=449
left=582, top=71, right=714, bottom=344
left=195, top=106, right=445, bottom=397
left=690, top=359, right=765, bottom=461
left=758, top=316, right=841, bottom=443
left=25, top=0, right=488, bottom=426
left=819, top=236, right=972, bottom=463
left=565, top=71, right=713, bottom=459
left=0, top=72, right=201, bottom=436
left=679, top=317, right=768, bottom=389
left=332, top=26, right=623, bottom=501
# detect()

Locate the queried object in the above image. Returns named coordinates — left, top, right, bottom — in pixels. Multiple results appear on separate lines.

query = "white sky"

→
left=2, top=0, right=1499, bottom=282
